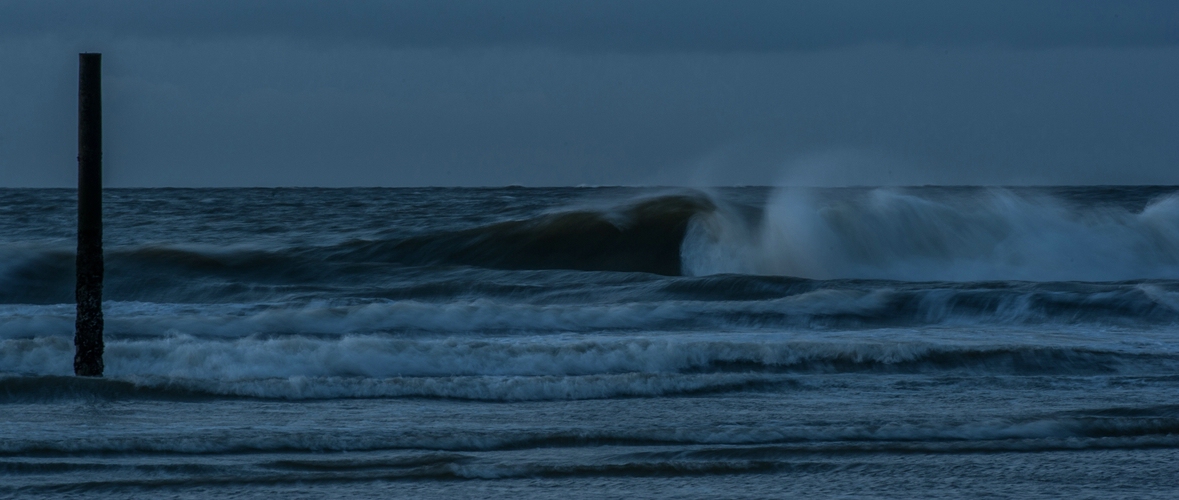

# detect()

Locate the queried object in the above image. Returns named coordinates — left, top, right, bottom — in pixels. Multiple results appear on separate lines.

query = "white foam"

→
left=3, top=331, right=1173, bottom=388
left=0, top=290, right=918, bottom=340
left=683, top=188, right=1179, bottom=281
left=3, top=280, right=1177, bottom=343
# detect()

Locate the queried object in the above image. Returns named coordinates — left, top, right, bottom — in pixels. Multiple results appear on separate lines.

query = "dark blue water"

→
left=2, top=187, right=1178, bottom=498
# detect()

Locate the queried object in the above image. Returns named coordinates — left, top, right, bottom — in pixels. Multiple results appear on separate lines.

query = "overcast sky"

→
left=1, top=0, right=1177, bottom=187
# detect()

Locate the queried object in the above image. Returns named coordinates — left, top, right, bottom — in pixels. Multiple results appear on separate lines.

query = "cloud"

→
left=2, top=0, right=1176, bottom=52
left=4, top=37, right=1177, bottom=187
left=2, top=3, right=1177, bottom=187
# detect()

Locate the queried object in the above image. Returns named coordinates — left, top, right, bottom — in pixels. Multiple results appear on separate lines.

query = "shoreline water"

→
left=2, top=186, right=1177, bottom=497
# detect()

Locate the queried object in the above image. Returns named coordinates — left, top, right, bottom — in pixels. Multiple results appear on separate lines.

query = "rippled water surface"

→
left=2, top=187, right=1178, bottom=498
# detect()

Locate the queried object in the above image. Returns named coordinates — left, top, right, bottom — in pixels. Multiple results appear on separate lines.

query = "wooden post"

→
left=75, top=53, right=103, bottom=377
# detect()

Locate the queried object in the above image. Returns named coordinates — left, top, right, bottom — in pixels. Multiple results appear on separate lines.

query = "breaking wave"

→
left=684, top=187, right=1179, bottom=281
left=3, top=334, right=1176, bottom=401
left=2, top=280, right=1179, bottom=342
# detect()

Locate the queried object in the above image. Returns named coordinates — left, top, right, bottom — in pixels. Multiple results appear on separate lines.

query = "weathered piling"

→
left=75, top=53, right=103, bottom=377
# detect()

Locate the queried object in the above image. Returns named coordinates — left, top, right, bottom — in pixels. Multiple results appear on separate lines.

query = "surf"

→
left=683, top=187, right=1179, bottom=281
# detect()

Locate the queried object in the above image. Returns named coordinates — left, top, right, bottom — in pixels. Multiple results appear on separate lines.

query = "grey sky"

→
left=1, top=1, right=1177, bottom=186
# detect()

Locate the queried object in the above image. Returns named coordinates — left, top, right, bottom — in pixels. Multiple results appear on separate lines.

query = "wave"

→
left=338, top=191, right=714, bottom=275
left=3, top=334, right=1176, bottom=401
left=684, top=187, right=1179, bottom=281
left=4, top=279, right=1178, bottom=342
left=4, top=188, right=1179, bottom=306
left=0, top=191, right=716, bottom=305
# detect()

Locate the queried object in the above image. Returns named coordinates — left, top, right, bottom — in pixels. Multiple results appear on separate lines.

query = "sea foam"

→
left=683, top=188, right=1179, bottom=281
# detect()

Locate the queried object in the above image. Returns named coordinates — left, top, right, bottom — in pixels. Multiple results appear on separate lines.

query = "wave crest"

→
left=684, top=188, right=1179, bottom=281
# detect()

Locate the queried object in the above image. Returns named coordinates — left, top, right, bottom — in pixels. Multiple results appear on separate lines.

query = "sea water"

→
left=2, top=186, right=1177, bottom=498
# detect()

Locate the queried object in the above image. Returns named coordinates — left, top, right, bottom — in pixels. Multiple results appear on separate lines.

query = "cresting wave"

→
left=684, top=187, right=1179, bottom=281
left=342, top=192, right=715, bottom=275
left=0, top=192, right=716, bottom=305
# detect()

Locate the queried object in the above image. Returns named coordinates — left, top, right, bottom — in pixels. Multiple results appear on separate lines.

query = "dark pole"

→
left=76, top=53, right=103, bottom=377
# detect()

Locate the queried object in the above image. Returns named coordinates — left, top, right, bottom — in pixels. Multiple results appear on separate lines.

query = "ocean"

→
left=2, top=186, right=1178, bottom=498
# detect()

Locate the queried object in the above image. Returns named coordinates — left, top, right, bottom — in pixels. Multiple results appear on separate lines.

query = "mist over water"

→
left=2, top=186, right=1178, bottom=498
